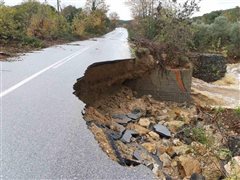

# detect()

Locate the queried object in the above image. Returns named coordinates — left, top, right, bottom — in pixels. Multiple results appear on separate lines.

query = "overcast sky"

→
left=3, top=0, right=240, bottom=20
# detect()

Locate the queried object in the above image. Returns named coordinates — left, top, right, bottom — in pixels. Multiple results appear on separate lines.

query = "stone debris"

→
left=153, top=124, right=171, bottom=138
left=148, top=131, right=160, bottom=140
left=142, top=142, right=156, bottom=154
left=165, top=120, right=185, bottom=133
left=112, top=114, right=133, bottom=125
left=133, top=148, right=154, bottom=166
left=159, top=153, right=172, bottom=167
left=179, top=155, right=202, bottom=176
left=121, top=130, right=138, bottom=143
left=127, top=110, right=143, bottom=120
left=138, top=118, right=151, bottom=128
left=79, top=87, right=239, bottom=179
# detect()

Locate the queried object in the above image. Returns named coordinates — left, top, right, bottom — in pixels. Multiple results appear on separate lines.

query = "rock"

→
left=112, top=114, right=132, bottom=125
left=142, top=142, right=156, bottom=153
left=157, top=144, right=167, bottom=154
left=133, top=148, right=154, bottom=166
left=148, top=131, right=160, bottom=140
left=156, top=115, right=169, bottom=121
left=166, top=121, right=185, bottom=133
left=151, top=154, right=163, bottom=168
left=127, top=108, right=143, bottom=120
left=162, top=109, right=168, bottom=114
left=111, top=122, right=126, bottom=135
left=162, top=139, right=172, bottom=146
left=173, top=138, right=182, bottom=146
left=171, top=160, right=178, bottom=167
left=105, top=128, right=122, bottom=140
left=173, top=145, right=191, bottom=155
left=127, top=123, right=150, bottom=135
left=166, top=147, right=177, bottom=158
left=121, top=130, right=138, bottom=143
left=153, top=124, right=171, bottom=138
left=159, top=153, right=172, bottom=167
left=138, top=118, right=151, bottom=128
left=190, top=173, right=205, bottom=180
left=224, top=156, right=240, bottom=178
left=179, top=156, right=201, bottom=176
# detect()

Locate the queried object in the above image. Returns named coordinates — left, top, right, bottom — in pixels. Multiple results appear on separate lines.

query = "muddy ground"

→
left=75, top=85, right=240, bottom=180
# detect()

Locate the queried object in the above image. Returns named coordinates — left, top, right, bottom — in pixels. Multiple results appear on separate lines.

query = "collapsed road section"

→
left=73, top=50, right=240, bottom=179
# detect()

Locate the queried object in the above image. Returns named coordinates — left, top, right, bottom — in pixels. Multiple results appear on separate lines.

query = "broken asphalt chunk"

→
left=105, top=128, right=123, bottom=140
left=133, top=148, right=153, bottom=166
left=127, top=109, right=143, bottom=120
left=151, top=154, right=163, bottom=168
left=112, top=114, right=132, bottom=125
left=121, top=130, right=138, bottom=143
left=153, top=124, right=171, bottom=138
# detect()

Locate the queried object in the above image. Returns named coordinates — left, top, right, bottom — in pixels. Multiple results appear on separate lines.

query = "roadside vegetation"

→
left=126, top=0, right=240, bottom=65
left=0, top=0, right=119, bottom=57
left=193, top=7, right=240, bottom=60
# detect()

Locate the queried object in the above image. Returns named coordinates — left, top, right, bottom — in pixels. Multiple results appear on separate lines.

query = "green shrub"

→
left=27, top=6, right=70, bottom=40
left=0, top=5, right=19, bottom=42
left=192, top=127, right=208, bottom=145
left=21, top=36, right=44, bottom=48
left=235, top=106, right=240, bottom=117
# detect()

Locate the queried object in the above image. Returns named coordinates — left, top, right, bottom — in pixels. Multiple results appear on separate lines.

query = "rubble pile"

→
left=82, top=87, right=240, bottom=179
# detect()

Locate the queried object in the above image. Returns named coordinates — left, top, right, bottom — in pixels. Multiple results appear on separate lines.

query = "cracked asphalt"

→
left=0, top=28, right=154, bottom=179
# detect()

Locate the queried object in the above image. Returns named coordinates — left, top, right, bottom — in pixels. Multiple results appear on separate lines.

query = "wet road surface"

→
left=0, top=28, right=154, bottom=179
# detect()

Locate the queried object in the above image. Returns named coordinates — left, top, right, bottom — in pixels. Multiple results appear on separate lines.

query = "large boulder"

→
left=192, top=54, right=227, bottom=82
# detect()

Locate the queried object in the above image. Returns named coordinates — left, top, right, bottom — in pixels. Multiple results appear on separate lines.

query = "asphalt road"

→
left=0, top=28, right=154, bottom=179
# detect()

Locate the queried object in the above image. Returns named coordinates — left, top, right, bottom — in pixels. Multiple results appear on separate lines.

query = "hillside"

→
left=193, top=6, right=240, bottom=24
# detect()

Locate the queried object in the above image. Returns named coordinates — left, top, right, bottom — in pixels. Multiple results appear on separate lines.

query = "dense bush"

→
left=127, top=0, right=200, bottom=65
left=0, top=5, right=18, bottom=42
left=73, top=9, right=110, bottom=37
left=192, top=15, right=240, bottom=58
left=0, top=0, right=115, bottom=48
left=27, top=7, right=70, bottom=40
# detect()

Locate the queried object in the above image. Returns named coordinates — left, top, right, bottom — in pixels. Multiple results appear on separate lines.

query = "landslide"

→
left=73, top=49, right=239, bottom=180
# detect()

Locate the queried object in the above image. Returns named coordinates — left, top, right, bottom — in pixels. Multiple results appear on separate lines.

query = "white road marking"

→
left=0, top=48, right=89, bottom=98
left=52, top=47, right=89, bottom=69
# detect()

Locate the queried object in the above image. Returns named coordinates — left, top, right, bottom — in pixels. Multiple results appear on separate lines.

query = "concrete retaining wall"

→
left=126, top=67, right=193, bottom=103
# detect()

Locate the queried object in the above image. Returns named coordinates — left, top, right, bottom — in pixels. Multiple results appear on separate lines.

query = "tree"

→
left=0, top=5, right=18, bottom=42
left=85, top=0, right=108, bottom=13
left=210, top=16, right=230, bottom=49
left=109, top=12, right=120, bottom=28
left=72, top=9, right=109, bottom=37
left=192, top=23, right=212, bottom=51
left=27, top=5, right=69, bottom=40
left=61, top=5, right=81, bottom=23
left=126, top=0, right=201, bottom=65
left=228, top=22, right=240, bottom=57
left=126, top=0, right=158, bottom=18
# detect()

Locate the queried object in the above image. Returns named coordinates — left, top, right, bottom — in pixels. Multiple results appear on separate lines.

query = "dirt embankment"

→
left=73, top=49, right=155, bottom=104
